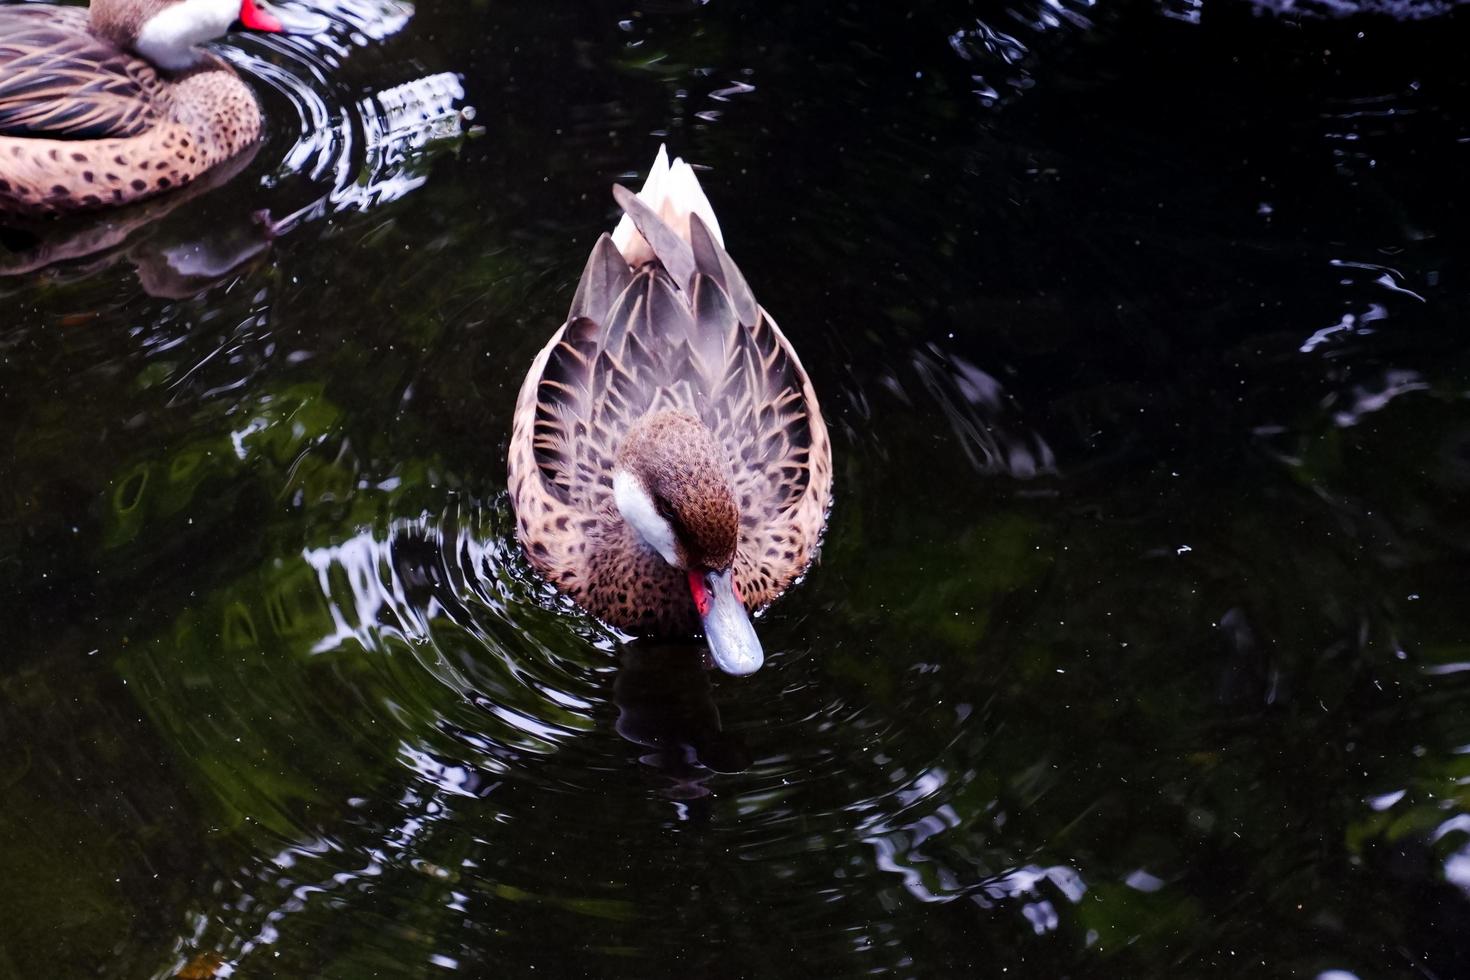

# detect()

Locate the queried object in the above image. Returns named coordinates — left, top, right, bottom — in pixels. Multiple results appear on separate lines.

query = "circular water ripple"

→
left=222, top=0, right=472, bottom=232
left=112, top=462, right=1069, bottom=976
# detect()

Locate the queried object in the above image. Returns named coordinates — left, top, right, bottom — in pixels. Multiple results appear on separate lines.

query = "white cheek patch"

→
left=135, top=0, right=242, bottom=71
left=613, top=470, right=681, bottom=567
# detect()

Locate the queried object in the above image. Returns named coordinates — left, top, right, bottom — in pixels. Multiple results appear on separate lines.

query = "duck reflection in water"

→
left=614, top=642, right=751, bottom=804
left=0, top=144, right=275, bottom=297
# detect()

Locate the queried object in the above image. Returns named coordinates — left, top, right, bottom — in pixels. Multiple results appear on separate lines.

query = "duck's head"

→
left=91, top=0, right=300, bottom=72
left=612, top=411, right=764, bottom=676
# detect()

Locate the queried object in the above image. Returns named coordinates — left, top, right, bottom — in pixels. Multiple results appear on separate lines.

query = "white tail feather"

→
left=612, top=144, right=724, bottom=267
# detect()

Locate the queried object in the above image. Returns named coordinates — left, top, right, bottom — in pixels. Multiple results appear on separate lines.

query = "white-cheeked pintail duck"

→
left=0, top=0, right=298, bottom=217
left=509, top=147, right=833, bottom=675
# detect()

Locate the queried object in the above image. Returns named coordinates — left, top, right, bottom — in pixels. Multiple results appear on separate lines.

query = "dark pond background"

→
left=4, top=0, right=1470, bottom=976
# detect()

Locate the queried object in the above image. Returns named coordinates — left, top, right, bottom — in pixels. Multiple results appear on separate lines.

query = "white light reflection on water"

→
left=857, top=760, right=1090, bottom=933
left=297, top=511, right=604, bottom=757
left=908, top=345, right=1057, bottom=478
left=1299, top=307, right=1386, bottom=354
left=947, top=0, right=1095, bottom=108
left=1331, top=368, right=1430, bottom=428
left=223, top=0, right=471, bottom=231
left=1433, top=815, right=1470, bottom=899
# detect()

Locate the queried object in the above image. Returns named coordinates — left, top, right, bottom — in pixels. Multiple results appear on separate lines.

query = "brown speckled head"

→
left=615, top=410, right=739, bottom=571
left=89, top=0, right=179, bottom=51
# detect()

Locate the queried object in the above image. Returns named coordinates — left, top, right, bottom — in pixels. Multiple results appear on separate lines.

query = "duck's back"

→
left=0, top=6, right=260, bottom=218
left=0, top=6, right=164, bottom=141
left=511, top=183, right=832, bottom=627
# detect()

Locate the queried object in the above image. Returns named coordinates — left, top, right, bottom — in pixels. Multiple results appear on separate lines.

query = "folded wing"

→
left=0, top=7, right=164, bottom=140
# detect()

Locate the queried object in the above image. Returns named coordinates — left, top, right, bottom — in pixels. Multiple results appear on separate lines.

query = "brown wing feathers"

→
left=688, top=209, right=758, bottom=326
left=567, top=234, right=632, bottom=323
left=513, top=169, right=831, bottom=620
left=532, top=188, right=817, bottom=543
left=0, top=8, right=162, bottom=140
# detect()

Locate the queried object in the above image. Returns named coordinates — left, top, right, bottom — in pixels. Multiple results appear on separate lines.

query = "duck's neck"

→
left=101, top=0, right=241, bottom=72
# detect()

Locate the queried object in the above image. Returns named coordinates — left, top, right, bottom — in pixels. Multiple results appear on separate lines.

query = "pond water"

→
left=4, top=0, right=1470, bottom=976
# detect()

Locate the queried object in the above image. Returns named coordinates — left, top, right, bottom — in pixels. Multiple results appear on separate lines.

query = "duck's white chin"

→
left=135, top=0, right=240, bottom=71
left=613, top=469, right=681, bottom=567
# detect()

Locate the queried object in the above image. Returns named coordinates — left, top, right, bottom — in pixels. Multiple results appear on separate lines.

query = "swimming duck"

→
left=0, top=0, right=295, bottom=217
left=508, top=147, right=833, bottom=675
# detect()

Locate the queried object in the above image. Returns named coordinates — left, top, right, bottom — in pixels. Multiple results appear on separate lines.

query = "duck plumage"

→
left=0, top=0, right=279, bottom=217
left=509, top=148, right=832, bottom=670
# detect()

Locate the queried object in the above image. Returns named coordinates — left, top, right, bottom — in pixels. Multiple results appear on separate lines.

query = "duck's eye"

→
left=654, top=497, right=675, bottom=521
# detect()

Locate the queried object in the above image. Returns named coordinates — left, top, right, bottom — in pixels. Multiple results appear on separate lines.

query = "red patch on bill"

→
left=688, top=571, right=712, bottom=617
left=239, top=0, right=284, bottom=32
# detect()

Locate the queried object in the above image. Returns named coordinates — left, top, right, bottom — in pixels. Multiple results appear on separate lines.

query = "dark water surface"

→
left=4, top=0, right=1470, bottom=976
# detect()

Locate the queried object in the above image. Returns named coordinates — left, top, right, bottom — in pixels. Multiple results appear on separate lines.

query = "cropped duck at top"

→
left=508, top=147, right=834, bottom=676
left=0, top=0, right=313, bottom=217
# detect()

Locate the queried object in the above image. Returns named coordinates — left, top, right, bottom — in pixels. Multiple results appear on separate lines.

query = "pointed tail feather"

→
left=611, top=144, right=724, bottom=266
